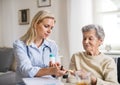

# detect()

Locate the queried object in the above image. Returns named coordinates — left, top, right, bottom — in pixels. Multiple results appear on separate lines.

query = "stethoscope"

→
left=42, top=45, right=52, bottom=67
left=26, top=45, right=52, bottom=67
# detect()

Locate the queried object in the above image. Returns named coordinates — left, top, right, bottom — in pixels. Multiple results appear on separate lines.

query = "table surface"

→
left=23, top=76, right=64, bottom=85
left=23, top=76, right=76, bottom=85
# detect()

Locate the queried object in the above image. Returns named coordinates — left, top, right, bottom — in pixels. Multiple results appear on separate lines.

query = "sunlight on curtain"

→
left=97, top=0, right=120, bottom=50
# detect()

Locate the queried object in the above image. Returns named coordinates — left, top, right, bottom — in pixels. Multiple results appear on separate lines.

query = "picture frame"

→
left=18, top=9, right=30, bottom=25
left=37, top=0, right=51, bottom=7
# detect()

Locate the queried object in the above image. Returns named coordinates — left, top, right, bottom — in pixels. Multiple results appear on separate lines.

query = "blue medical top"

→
left=13, top=39, right=59, bottom=78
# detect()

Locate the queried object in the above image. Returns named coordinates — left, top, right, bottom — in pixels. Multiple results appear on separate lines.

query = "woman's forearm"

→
left=35, top=67, right=55, bottom=77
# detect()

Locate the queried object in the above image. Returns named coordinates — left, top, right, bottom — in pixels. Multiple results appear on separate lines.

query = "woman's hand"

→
left=49, top=61, right=60, bottom=67
left=49, top=61, right=67, bottom=77
left=56, top=66, right=67, bottom=77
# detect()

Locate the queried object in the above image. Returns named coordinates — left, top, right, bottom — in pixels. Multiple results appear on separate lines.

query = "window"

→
left=94, top=0, right=120, bottom=50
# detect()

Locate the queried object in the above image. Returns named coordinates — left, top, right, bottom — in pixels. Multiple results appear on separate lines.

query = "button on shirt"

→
left=13, top=39, right=59, bottom=82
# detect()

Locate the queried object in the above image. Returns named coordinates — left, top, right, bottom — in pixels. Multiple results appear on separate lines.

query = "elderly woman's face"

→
left=82, top=29, right=102, bottom=53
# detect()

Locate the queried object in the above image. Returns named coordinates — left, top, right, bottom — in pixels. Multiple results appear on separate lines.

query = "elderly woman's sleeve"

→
left=96, top=58, right=119, bottom=85
left=69, top=54, right=77, bottom=71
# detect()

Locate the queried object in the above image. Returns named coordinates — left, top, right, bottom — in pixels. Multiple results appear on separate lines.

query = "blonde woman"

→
left=13, top=10, right=66, bottom=85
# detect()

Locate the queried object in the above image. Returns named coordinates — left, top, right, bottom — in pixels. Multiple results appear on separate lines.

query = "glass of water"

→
left=75, top=71, right=91, bottom=85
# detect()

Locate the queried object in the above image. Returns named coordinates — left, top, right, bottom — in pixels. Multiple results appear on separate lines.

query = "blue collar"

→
left=29, top=39, right=50, bottom=48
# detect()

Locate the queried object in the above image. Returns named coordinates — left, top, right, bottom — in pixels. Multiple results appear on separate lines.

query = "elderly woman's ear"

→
left=99, top=39, right=103, bottom=46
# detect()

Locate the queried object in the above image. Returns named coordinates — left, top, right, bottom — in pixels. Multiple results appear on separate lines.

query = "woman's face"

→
left=82, top=29, right=102, bottom=54
left=36, top=18, right=55, bottom=39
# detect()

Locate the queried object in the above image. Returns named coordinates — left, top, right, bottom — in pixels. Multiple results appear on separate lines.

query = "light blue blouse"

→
left=13, top=39, right=59, bottom=83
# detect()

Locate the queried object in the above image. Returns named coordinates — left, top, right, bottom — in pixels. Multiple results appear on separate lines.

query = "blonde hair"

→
left=20, top=10, right=55, bottom=45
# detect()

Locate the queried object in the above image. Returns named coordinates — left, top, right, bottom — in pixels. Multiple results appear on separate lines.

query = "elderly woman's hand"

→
left=74, top=69, right=97, bottom=85
left=75, top=69, right=89, bottom=79
left=68, top=69, right=88, bottom=77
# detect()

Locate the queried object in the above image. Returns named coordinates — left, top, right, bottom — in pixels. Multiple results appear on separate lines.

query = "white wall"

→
left=0, top=0, right=93, bottom=68
left=68, top=0, right=93, bottom=56
left=1, top=0, right=17, bottom=47
left=56, top=0, right=70, bottom=68
left=0, top=0, right=2, bottom=46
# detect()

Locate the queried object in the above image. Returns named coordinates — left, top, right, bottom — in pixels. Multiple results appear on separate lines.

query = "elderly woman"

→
left=69, top=24, right=119, bottom=85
